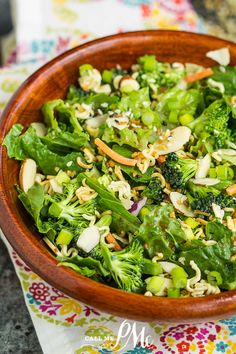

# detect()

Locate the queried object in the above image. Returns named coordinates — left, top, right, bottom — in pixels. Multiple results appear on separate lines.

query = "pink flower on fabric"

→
left=29, top=282, right=50, bottom=301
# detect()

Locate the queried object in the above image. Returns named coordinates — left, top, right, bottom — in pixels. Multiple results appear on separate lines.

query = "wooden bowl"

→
left=1, top=30, right=236, bottom=323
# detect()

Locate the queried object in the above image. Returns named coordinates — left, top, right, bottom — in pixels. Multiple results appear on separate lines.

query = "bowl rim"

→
left=1, top=30, right=236, bottom=322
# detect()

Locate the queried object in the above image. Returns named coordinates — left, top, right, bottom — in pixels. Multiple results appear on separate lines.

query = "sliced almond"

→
left=19, top=159, right=37, bottom=193
left=206, top=47, right=230, bottom=66
left=195, top=153, right=211, bottom=179
left=191, top=178, right=220, bottom=186
left=155, top=126, right=191, bottom=155
left=31, top=122, right=47, bottom=137
left=170, top=191, right=194, bottom=217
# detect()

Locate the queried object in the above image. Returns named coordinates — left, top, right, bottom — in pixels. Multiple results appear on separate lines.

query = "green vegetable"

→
left=207, top=271, right=223, bottom=286
left=102, top=126, right=153, bottom=151
left=171, top=266, right=188, bottom=289
left=188, top=99, right=232, bottom=149
left=102, top=69, right=113, bottom=84
left=143, top=259, right=162, bottom=275
left=79, top=173, right=140, bottom=233
left=101, top=239, right=144, bottom=292
left=57, top=254, right=109, bottom=277
left=79, top=64, right=93, bottom=76
left=56, top=229, right=74, bottom=245
left=141, top=178, right=164, bottom=204
left=186, top=182, right=236, bottom=216
left=118, top=87, right=150, bottom=119
left=167, top=287, right=180, bottom=298
left=138, top=203, right=187, bottom=259
left=146, top=276, right=165, bottom=294
left=185, top=217, right=199, bottom=229
left=48, top=182, right=96, bottom=226
left=41, top=130, right=89, bottom=153
left=157, top=87, right=201, bottom=125
left=211, top=66, right=236, bottom=96
left=20, top=127, right=84, bottom=175
left=162, top=153, right=198, bottom=188
left=179, top=222, right=236, bottom=290
left=2, top=124, right=26, bottom=160
left=138, top=55, right=157, bottom=72
left=179, top=113, right=194, bottom=125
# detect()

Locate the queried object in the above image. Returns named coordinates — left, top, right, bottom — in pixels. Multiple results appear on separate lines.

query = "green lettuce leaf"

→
left=179, top=222, right=236, bottom=290
left=157, top=87, right=201, bottom=123
left=57, top=255, right=109, bottom=277
left=78, top=173, right=140, bottom=233
left=212, top=66, right=236, bottom=96
left=41, top=130, right=89, bottom=153
left=21, top=127, right=84, bottom=174
left=118, top=87, right=150, bottom=118
left=138, top=203, right=187, bottom=259
left=102, top=126, right=152, bottom=151
left=2, top=124, right=26, bottom=160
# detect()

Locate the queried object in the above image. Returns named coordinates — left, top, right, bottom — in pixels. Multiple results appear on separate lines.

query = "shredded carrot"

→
left=94, top=138, right=137, bottom=166
left=157, top=155, right=166, bottom=164
left=184, top=68, right=213, bottom=83
left=106, top=233, right=122, bottom=251
left=226, top=184, right=236, bottom=196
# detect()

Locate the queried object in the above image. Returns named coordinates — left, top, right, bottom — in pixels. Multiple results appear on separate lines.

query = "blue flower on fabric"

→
left=99, top=349, right=112, bottom=354
left=126, top=346, right=153, bottom=353
left=26, top=293, right=41, bottom=305
left=216, top=341, right=228, bottom=353
left=220, top=317, right=236, bottom=336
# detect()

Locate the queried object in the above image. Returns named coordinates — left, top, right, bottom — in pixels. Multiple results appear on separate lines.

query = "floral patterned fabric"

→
left=1, top=1, right=236, bottom=353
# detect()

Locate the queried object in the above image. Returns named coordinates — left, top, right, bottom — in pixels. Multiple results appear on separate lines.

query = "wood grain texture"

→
left=1, top=31, right=236, bottom=323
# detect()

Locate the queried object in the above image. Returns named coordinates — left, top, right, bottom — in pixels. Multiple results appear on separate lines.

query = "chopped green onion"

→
left=55, top=171, right=70, bottom=185
left=79, top=64, right=93, bottom=76
left=183, top=227, right=194, bottom=240
left=139, top=206, right=150, bottom=221
left=167, top=287, right=180, bottom=298
left=169, top=110, right=178, bottom=123
left=95, top=214, right=112, bottom=228
left=141, top=110, right=155, bottom=126
left=185, top=217, right=199, bottom=229
left=56, top=229, right=74, bottom=245
left=102, top=69, right=113, bottom=84
left=146, top=276, right=165, bottom=294
left=138, top=55, right=157, bottom=72
left=209, top=168, right=217, bottom=178
left=216, top=165, right=234, bottom=180
left=179, top=113, right=194, bottom=125
left=216, top=165, right=228, bottom=180
left=171, top=266, right=188, bottom=289
left=143, top=259, right=162, bottom=275
left=207, top=271, right=223, bottom=286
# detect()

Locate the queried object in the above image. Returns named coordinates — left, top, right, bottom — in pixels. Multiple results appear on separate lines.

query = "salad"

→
left=3, top=49, right=236, bottom=298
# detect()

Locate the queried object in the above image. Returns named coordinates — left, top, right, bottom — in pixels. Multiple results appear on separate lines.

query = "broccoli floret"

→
left=162, top=153, right=198, bottom=189
left=188, top=99, right=231, bottom=149
left=186, top=182, right=236, bottom=215
left=142, top=178, right=164, bottom=204
left=47, top=182, right=96, bottom=226
left=100, top=239, right=143, bottom=292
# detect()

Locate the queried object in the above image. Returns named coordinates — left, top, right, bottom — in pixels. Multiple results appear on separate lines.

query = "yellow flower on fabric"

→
left=57, top=297, right=82, bottom=315
left=166, top=337, right=175, bottom=347
left=75, top=345, right=100, bottom=354
left=189, top=343, right=197, bottom=351
left=102, top=338, right=121, bottom=352
left=205, top=341, right=216, bottom=354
